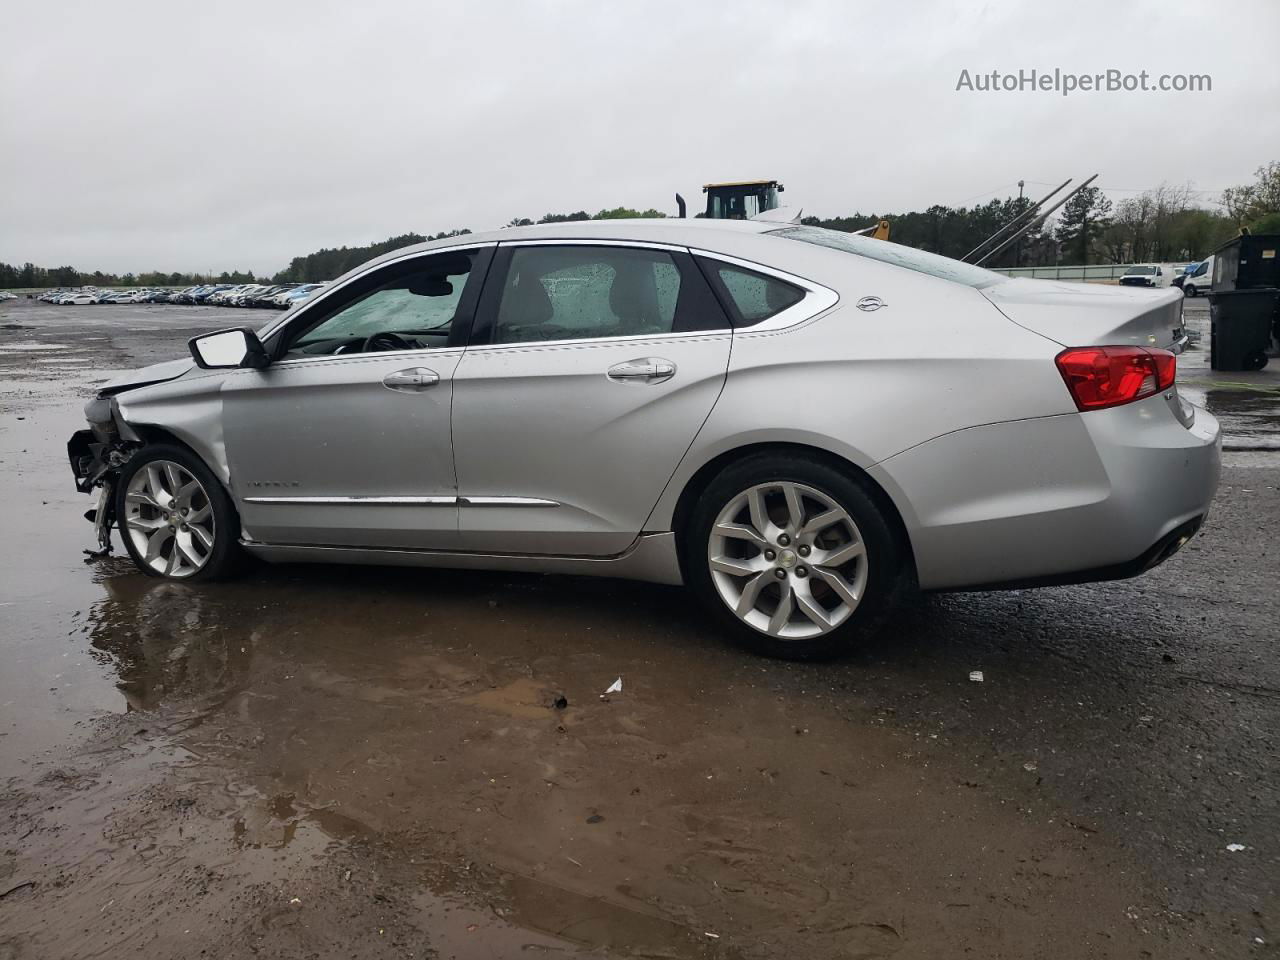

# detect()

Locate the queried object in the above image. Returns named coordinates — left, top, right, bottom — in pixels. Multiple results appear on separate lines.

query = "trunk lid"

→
left=981, top=278, right=1186, bottom=351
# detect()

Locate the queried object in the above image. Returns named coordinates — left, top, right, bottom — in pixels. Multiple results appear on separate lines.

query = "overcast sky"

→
left=3, top=0, right=1277, bottom=275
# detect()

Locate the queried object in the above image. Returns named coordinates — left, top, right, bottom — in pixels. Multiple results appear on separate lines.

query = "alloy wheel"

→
left=123, top=460, right=216, bottom=577
left=707, top=481, right=869, bottom=639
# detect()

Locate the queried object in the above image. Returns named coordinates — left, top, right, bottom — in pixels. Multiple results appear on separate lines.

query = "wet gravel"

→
left=0, top=297, right=1277, bottom=959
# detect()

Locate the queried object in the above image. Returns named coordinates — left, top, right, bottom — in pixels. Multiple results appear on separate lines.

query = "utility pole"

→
left=1014, top=180, right=1025, bottom=269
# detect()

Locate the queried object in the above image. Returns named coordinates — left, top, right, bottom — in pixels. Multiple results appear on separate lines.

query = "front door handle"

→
left=606, top=357, right=677, bottom=384
left=382, top=367, right=440, bottom=392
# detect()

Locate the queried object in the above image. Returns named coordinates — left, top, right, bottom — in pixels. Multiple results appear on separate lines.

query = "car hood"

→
left=982, top=278, right=1184, bottom=350
left=98, top=357, right=194, bottom=397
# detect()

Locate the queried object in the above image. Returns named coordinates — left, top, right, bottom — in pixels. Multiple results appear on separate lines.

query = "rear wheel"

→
left=686, top=454, right=910, bottom=660
left=114, top=444, right=242, bottom=581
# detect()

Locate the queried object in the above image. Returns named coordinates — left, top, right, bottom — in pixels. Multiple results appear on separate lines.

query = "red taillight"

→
left=1055, top=346, right=1177, bottom=411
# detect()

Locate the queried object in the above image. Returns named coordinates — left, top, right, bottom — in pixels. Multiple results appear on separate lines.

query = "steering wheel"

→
left=363, top=331, right=413, bottom=352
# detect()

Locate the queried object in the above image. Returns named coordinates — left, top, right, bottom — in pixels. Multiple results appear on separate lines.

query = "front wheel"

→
left=1184, top=284, right=1197, bottom=298
left=686, top=454, right=911, bottom=660
left=114, top=444, right=243, bottom=581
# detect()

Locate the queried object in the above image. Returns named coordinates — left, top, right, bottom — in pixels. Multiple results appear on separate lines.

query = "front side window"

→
left=491, top=246, right=684, bottom=344
left=283, top=250, right=478, bottom=357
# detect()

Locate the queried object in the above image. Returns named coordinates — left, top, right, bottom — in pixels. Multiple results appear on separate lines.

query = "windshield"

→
left=707, top=184, right=778, bottom=220
left=770, top=225, right=1005, bottom=289
left=1128, top=266, right=1157, bottom=275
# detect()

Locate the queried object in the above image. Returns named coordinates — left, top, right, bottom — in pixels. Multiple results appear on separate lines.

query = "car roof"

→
left=398, top=217, right=773, bottom=253
left=353, top=218, right=778, bottom=274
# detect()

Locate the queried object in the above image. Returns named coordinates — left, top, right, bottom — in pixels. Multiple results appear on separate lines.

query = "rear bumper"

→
left=948, top=514, right=1204, bottom=592
left=869, top=392, right=1221, bottom=591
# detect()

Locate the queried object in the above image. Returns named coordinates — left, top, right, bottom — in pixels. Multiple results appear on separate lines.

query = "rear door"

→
left=450, top=241, right=732, bottom=556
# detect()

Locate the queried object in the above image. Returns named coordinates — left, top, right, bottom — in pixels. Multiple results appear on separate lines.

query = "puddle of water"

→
left=231, top=789, right=377, bottom=850
left=463, top=676, right=559, bottom=719
left=496, top=872, right=731, bottom=957
left=0, top=342, right=71, bottom=352
left=1203, top=387, right=1280, bottom=450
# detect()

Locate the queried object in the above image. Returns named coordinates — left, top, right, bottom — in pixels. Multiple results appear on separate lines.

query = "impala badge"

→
left=856, top=296, right=886, bottom=312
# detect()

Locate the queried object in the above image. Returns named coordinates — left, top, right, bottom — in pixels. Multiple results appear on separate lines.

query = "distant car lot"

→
left=32, top=280, right=330, bottom=310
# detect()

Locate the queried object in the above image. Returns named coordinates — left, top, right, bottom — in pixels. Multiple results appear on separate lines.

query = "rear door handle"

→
left=382, top=367, right=440, bottom=392
left=607, top=357, right=676, bottom=384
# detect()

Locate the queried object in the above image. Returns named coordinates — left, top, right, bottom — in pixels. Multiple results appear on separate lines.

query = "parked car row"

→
left=37, top=288, right=174, bottom=305
left=40, top=287, right=185, bottom=305
left=201, top=282, right=329, bottom=308
left=34, top=281, right=329, bottom=309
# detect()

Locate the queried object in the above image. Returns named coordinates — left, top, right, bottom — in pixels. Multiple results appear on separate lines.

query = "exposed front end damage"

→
left=68, top=396, right=144, bottom=554
left=69, top=361, right=233, bottom=557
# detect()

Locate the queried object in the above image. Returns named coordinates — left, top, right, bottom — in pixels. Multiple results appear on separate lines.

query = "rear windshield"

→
left=770, top=225, right=1005, bottom=289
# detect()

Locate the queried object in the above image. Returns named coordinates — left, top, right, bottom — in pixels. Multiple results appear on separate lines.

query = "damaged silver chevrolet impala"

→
left=70, top=219, right=1221, bottom=659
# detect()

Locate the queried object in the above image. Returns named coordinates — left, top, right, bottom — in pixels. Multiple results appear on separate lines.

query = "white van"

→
left=1182, top=256, right=1214, bottom=297
left=1118, top=264, right=1176, bottom=288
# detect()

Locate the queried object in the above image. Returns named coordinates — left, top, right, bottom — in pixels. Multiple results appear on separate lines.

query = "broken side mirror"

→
left=188, top=328, right=271, bottom=370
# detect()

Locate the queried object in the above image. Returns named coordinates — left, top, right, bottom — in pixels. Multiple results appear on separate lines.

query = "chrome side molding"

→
left=243, top=494, right=559, bottom=507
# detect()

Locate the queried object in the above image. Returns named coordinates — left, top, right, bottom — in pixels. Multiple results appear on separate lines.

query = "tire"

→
left=1184, top=284, right=1197, bottom=298
left=1244, top=350, right=1269, bottom=372
left=685, top=453, right=911, bottom=660
left=113, top=443, right=243, bottom=581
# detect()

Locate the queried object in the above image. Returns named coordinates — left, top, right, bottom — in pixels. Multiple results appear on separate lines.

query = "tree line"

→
left=270, top=209, right=666, bottom=283
left=0, top=263, right=263, bottom=291
left=4, top=163, right=1275, bottom=288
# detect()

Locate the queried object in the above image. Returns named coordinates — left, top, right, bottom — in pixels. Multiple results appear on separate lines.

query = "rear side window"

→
left=479, top=245, right=729, bottom=345
left=700, top=260, right=805, bottom=326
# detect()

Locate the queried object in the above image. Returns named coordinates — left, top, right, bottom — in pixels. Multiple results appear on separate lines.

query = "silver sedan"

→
left=69, top=219, right=1220, bottom=659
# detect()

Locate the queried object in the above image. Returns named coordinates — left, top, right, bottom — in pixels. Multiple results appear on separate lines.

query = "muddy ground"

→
left=0, top=297, right=1277, bottom=959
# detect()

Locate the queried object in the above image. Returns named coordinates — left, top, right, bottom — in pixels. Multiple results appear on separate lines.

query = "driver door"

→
left=220, top=245, right=492, bottom=550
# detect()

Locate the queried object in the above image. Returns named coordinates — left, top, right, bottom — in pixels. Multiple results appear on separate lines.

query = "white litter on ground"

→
left=602, top=677, right=622, bottom=696
left=1226, top=843, right=1246, bottom=852
left=969, top=670, right=984, bottom=682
